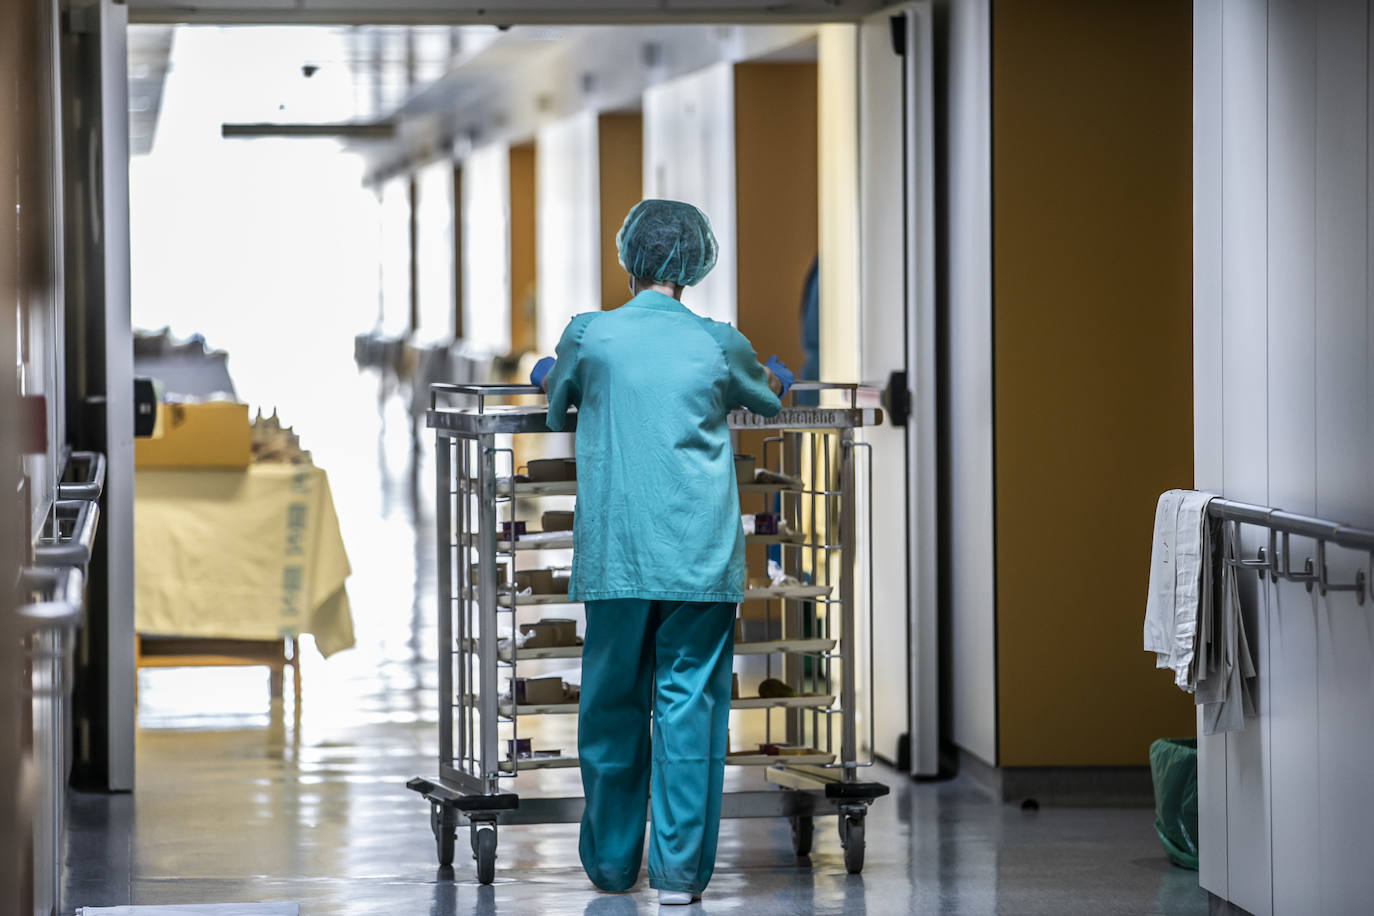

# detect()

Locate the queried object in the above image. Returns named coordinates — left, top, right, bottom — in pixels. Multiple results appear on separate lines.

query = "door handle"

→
left=16, top=566, right=85, bottom=633
left=58, top=451, right=106, bottom=501
left=882, top=371, right=910, bottom=427
left=33, top=500, right=101, bottom=569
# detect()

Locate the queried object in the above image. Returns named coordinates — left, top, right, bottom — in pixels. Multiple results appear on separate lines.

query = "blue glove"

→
left=530, top=356, right=556, bottom=390
left=764, top=355, right=794, bottom=397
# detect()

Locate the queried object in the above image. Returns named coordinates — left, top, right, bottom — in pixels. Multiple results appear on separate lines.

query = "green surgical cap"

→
left=616, top=199, right=719, bottom=288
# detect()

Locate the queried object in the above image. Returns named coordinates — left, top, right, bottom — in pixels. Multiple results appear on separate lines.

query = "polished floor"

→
left=63, top=374, right=1208, bottom=915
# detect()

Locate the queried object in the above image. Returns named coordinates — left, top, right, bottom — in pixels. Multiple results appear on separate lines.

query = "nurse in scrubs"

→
left=530, top=199, right=794, bottom=905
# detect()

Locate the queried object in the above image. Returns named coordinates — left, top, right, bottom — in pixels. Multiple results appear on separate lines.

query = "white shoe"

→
left=658, top=890, right=697, bottom=905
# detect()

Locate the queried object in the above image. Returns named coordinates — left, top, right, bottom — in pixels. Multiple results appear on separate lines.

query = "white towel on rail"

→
left=1143, top=489, right=1216, bottom=689
left=1143, top=489, right=1257, bottom=734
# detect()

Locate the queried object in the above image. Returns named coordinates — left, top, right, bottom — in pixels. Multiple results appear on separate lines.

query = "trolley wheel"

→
left=472, top=823, right=497, bottom=885
left=790, top=815, right=814, bottom=856
left=840, top=813, right=865, bottom=875
left=431, top=805, right=457, bottom=867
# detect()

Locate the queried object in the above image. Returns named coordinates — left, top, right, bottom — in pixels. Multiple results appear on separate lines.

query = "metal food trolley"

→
left=408, top=382, right=889, bottom=884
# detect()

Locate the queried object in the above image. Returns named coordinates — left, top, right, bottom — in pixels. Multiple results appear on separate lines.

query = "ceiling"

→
left=125, top=0, right=871, bottom=161
left=127, top=24, right=493, bottom=155
left=129, top=21, right=820, bottom=177
left=126, top=0, right=883, bottom=27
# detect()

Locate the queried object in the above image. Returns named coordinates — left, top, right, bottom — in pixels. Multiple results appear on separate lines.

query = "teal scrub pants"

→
left=577, top=598, right=736, bottom=895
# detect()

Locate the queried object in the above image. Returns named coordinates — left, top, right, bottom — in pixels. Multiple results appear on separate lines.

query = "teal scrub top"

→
left=544, top=290, right=782, bottom=603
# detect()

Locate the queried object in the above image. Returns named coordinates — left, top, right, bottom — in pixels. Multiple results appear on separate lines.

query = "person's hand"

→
left=530, top=356, right=556, bottom=391
left=764, top=355, right=794, bottom=397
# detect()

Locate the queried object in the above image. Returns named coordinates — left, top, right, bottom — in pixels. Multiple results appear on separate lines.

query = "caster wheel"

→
left=841, top=814, right=865, bottom=875
left=473, top=824, right=497, bottom=885
left=431, top=805, right=456, bottom=867
left=436, top=828, right=455, bottom=867
left=790, top=815, right=814, bottom=856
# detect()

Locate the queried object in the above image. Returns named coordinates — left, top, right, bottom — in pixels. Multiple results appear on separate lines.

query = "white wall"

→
left=447, top=25, right=815, bottom=161
left=414, top=159, right=455, bottom=343
left=461, top=142, right=511, bottom=354
left=1196, top=1, right=1374, bottom=912
left=944, top=0, right=997, bottom=767
left=856, top=12, right=910, bottom=768
left=536, top=111, right=600, bottom=354
left=378, top=176, right=411, bottom=337
left=642, top=63, right=737, bottom=325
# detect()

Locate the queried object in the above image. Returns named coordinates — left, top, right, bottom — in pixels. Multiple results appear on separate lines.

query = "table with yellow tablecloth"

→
left=134, top=463, right=355, bottom=658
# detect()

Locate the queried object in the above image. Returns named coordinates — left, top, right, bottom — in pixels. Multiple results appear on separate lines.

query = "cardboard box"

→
left=519, top=618, right=577, bottom=648
left=471, top=561, right=510, bottom=586
left=134, top=401, right=252, bottom=468
left=515, top=568, right=556, bottom=594
left=542, top=510, right=575, bottom=532
left=514, top=676, right=565, bottom=706
left=527, top=458, right=576, bottom=482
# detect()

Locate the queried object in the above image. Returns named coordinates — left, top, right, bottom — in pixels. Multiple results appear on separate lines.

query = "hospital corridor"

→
left=4, top=2, right=1374, bottom=916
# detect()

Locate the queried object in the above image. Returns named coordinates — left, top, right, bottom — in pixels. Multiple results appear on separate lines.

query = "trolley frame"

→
left=408, top=382, right=889, bottom=880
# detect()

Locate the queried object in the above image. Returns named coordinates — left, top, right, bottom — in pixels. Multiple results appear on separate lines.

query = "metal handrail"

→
left=430, top=383, right=540, bottom=413
left=430, top=381, right=879, bottom=415
left=1209, top=497, right=1374, bottom=551
left=432, top=383, right=539, bottom=399
left=1208, top=496, right=1372, bottom=602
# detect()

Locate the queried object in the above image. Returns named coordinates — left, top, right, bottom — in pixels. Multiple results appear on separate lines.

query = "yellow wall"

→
left=817, top=25, right=861, bottom=393
left=733, top=60, right=818, bottom=601
left=509, top=143, right=537, bottom=355
left=597, top=114, right=644, bottom=310
left=991, top=0, right=1195, bottom=765
left=734, top=62, right=816, bottom=373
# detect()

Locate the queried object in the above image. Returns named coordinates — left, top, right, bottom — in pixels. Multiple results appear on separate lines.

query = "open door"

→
left=858, top=2, right=938, bottom=778
left=61, top=0, right=137, bottom=793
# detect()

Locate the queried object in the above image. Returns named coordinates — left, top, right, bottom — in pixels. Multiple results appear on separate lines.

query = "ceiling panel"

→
left=128, top=25, right=175, bottom=154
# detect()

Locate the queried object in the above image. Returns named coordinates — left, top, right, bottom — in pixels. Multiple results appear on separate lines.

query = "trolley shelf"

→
left=478, top=479, right=803, bottom=497
left=501, top=753, right=837, bottom=771
left=725, top=753, right=836, bottom=767
left=744, top=534, right=806, bottom=547
left=729, top=694, right=835, bottom=710
left=467, top=584, right=831, bottom=606
left=732, top=637, right=837, bottom=656
left=480, top=636, right=839, bottom=662
left=499, top=756, right=580, bottom=772
left=484, top=693, right=837, bottom=717
left=465, top=532, right=807, bottom=551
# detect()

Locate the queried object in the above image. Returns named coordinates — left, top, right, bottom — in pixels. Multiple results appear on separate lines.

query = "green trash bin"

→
left=1149, top=737, right=1199, bottom=870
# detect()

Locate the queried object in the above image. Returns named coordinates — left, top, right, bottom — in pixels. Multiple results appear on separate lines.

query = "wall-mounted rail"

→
left=1209, top=497, right=1374, bottom=604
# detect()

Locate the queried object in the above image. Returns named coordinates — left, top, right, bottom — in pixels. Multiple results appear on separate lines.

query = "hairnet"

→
left=616, top=199, right=719, bottom=287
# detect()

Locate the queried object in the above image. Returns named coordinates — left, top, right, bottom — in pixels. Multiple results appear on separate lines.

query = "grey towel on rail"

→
left=1196, top=521, right=1257, bottom=734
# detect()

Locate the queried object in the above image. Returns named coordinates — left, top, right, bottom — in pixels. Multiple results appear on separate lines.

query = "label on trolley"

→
left=730, top=408, right=863, bottom=429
